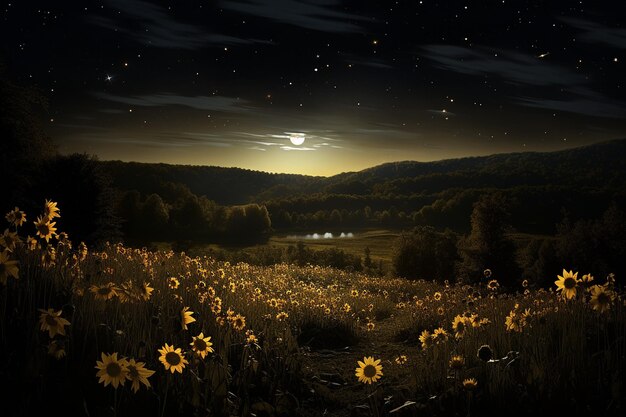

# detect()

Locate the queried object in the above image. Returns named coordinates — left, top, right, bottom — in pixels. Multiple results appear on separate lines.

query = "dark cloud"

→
left=221, top=0, right=367, bottom=33
left=90, top=0, right=251, bottom=48
left=93, top=92, right=252, bottom=113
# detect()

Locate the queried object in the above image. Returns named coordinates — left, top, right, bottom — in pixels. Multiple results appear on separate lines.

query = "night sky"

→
left=2, top=1, right=626, bottom=175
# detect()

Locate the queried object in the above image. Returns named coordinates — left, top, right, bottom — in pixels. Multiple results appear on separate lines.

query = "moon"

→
left=289, top=133, right=305, bottom=146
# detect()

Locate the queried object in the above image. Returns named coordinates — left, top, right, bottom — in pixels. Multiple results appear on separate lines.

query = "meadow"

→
left=1, top=201, right=624, bottom=417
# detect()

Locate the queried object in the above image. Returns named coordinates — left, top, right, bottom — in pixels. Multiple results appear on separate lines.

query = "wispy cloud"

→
left=422, top=44, right=626, bottom=119
left=422, top=45, right=584, bottom=86
left=94, top=92, right=252, bottom=112
left=561, top=17, right=626, bottom=49
left=221, top=0, right=367, bottom=33
left=91, top=0, right=252, bottom=48
left=280, top=146, right=316, bottom=151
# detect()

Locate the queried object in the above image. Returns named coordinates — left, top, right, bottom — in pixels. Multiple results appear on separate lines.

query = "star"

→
left=105, top=75, right=113, bottom=82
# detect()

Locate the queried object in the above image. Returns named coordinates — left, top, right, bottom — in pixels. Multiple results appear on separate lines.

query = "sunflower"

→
left=366, top=321, right=375, bottom=331
left=342, top=303, right=351, bottom=313
left=522, top=279, right=529, bottom=288
left=483, top=269, right=492, bottom=278
left=351, top=289, right=359, bottom=297
left=449, top=355, right=465, bottom=371
left=581, top=274, right=594, bottom=284
left=139, top=282, right=154, bottom=301
left=43, top=199, right=61, bottom=220
left=125, top=358, right=155, bottom=393
left=0, top=229, right=21, bottom=252
left=452, top=315, right=468, bottom=339
left=47, top=340, right=66, bottom=360
left=355, top=356, right=383, bottom=384
left=419, top=330, right=432, bottom=350
left=246, top=331, right=258, bottom=345
left=95, top=352, right=128, bottom=388
left=432, top=327, right=449, bottom=344
left=90, top=282, right=119, bottom=301
left=190, top=332, right=214, bottom=359
left=487, top=279, right=500, bottom=291
left=211, top=297, right=222, bottom=314
left=589, top=285, right=614, bottom=313
left=168, top=277, right=180, bottom=289
left=41, top=246, right=56, bottom=268
left=158, top=343, right=188, bottom=373
left=34, top=216, right=57, bottom=242
left=433, top=292, right=442, bottom=301
left=39, top=308, right=71, bottom=338
left=276, top=311, right=289, bottom=321
left=230, top=314, right=246, bottom=331
left=5, top=207, right=26, bottom=227
left=462, top=378, right=478, bottom=391
left=0, top=250, right=19, bottom=285
left=180, top=307, right=196, bottom=330
left=505, top=309, right=525, bottom=333
left=555, top=269, right=579, bottom=300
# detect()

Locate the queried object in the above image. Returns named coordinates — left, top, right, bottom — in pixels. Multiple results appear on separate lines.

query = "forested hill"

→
left=102, top=139, right=626, bottom=205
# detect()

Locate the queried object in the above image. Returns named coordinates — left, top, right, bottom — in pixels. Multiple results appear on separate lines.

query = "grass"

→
left=1, top=202, right=625, bottom=417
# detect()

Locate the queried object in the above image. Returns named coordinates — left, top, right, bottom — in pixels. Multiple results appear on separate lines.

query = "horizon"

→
left=97, top=136, right=623, bottom=177
left=3, top=1, right=626, bottom=176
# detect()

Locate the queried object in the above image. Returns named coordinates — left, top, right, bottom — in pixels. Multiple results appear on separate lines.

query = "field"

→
left=1, top=202, right=625, bottom=417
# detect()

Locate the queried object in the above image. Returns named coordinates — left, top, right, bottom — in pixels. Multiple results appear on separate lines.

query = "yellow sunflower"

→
left=90, top=282, right=119, bottom=301
left=433, top=292, right=442, bottom=301
left=125, top=358, right=155, bottom=393
left=555, top=269, right=579, bottom=300
left=432, top=327, right=449, bottom=344
left=276, top=311, right=289, bottom=322
left=140, top=282, right=154, bottom=301
left=589, top=285, right=614, bottom=313
left=451, top=315, right=468, bottom=339
left=190, top=332, right=214, bottom=359
left=34, top=216, right=57, bottom=242
left=168, top=277, right=180, bottom=289
left=95, top=353, right=128, bottom=388
left=43, top=199, right=61, bottom=220
left=0, top=250, right=19, bottom=285
left=366, top=321, right=375, bottom=331
left=419, top=329, right=432, bottom=350
left=246, top=331, right=258, bottom=345
left=463, top=378, right=478, bottom=391
left=181, top=307, right=196, bottom=330
left=38, top=308, right=71, bottom=338
left=158, top=343, right=188, bottom=373
left=355, top=356, right=383, bottom=384
left=5, top=207, right=26, bottom=227
left=230, top=314, right=246, bottom=331
left=449, top=355, right=465, bottom=371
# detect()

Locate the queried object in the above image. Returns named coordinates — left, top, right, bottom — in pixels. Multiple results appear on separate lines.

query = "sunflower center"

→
left=128, top=365, right=139, bottom=378
left=98, top=287, right=111, bottom=295
left=194, top=339, right=207, bottom=351
left=106, top=362, right=121, bottom=377
left=165, top=351, right=181, bottom=365
left=564, top=277, right=576, bottom=289
left=363, top=364, right=377, bottom=378
left=456, top=322, right=465, bottom=332
left=597, top=292, right=610, bottom=304
left=45, top=315, right=58, bottom=326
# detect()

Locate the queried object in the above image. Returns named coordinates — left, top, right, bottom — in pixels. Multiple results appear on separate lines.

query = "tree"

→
left=0, top=65, right=55, bottom=213
left=392, top=226, right=458, bottom=282
left=457, top=193, right=520, bottom=286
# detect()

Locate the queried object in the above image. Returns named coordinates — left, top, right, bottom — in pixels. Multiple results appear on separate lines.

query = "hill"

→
left=102, top=139, right=626, bottom=205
